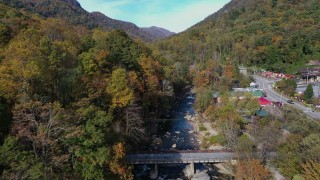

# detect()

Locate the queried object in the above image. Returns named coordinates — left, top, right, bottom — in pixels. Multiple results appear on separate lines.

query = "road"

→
left=254, top=75, right=320, bottom=120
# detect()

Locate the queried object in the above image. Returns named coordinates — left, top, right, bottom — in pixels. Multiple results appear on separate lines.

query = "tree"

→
left=302, top=161, right=320, bottom=179
left=223, top=62, right=236, bottom=79
left=275, top=135, right=302, bottom=177
left=10, top=101, right=68, bottom=178
left=0, top=98, right=11, bottom=143
left=235, top=159, right=272, bottom=180
left=0, top=136, right=43, bottom=179
left=106, top=68, right=134, bottom=108
left=0, top=28, right=43, bottom=102
left=138, top=55, right=162, bottom=94
left=109, top=143, right=133, bottom=180
left=0, top=22, right=11, bottom=47
left=236, top=93, right=260, bottom=116
left=304, top=84, right=314, bottom=102
left=276, top=79, right=297, bottom=96
left=66, top=104, right=119, bottom=179
left=138, top=55, right=163, bottom=115
left=217, top=102, right=242, bottom=148
left=254, top=122, right=281, bottom=160
left=300, top=134, right=320, bottom=161
left=125, top=104, right=145, bottom=143
left=195, top=87, right=213, bottom=112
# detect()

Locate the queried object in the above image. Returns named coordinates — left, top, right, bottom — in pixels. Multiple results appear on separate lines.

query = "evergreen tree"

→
left=304, top=84, right=314, bottom=102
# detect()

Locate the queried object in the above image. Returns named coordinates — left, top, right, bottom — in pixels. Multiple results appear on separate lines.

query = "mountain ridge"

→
left=0, top=0, right=173, bottom=41
left=141, top=26, right=175, bottom=40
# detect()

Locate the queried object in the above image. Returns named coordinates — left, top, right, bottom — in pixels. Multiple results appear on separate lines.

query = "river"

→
left=133, top=91, right=224, bottom=179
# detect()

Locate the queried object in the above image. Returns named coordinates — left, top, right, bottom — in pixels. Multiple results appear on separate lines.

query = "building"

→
left=259, top=97, right=272, bottom=107
left=299, top=68, right=320, bottom=81
left=252, top=90, right=264, bottom=98
left=250, top=82, right=259, bottom=88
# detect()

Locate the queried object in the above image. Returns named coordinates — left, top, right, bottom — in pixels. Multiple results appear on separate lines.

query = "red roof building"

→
left=259, top=97, right=272, bottom=107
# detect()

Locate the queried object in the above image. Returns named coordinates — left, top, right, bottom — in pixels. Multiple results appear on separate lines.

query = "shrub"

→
left=199, top=124, right=207, bottom=131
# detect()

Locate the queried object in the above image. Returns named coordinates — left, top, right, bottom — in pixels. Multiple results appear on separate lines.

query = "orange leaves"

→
left=110, top=142, right=133, bottom=180
left=272, top=35, right=283, bottom=44
left=113, top=143, right=125, bottom=159
left=194, top=70, right=210, bottom=88
left=235, top=159, right=272, bottom=180
left=192, top=60, right=220, bottom=89
left=95, top=50, right=109, bottom=62
left=128, top=71, right=144, bottom=93
left=223, top=63, right=236, bottom=79
left=138, top=55, right=162, bottom=94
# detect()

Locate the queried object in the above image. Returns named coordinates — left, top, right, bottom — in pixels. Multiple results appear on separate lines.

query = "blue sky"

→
left=77, top=0, right=230, bottom=33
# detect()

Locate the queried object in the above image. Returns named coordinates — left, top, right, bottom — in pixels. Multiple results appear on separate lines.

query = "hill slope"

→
left=142, top=26, right=175, bottom=40
left=0, top=0, right=166, bottom=41
left=155, top=0, right=320, bottom=73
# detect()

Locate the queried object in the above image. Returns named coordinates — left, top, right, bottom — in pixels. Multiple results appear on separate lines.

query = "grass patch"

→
left=207, top=134, right=227, bottom=145
left=201, top=134, right=227, bottom=148
left=199, top=124, right=207, bottom=131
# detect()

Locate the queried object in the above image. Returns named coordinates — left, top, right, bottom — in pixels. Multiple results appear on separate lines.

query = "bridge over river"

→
left=128, top=150, right=276, bottom=178
left=127, top=150, right=234, bottom=164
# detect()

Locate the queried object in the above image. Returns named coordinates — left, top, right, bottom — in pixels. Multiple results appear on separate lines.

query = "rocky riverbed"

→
left=133, top=91, right=231, bottom=179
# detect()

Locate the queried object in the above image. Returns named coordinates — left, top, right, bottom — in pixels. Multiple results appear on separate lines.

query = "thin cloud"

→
left=78, top=0, right=230, bottom=32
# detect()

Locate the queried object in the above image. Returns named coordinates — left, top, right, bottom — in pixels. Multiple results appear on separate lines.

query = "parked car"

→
left=287, top=100, right=294, bottom=104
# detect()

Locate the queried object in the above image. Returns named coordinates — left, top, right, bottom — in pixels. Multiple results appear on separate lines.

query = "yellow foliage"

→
left=113, top=143, right=125, bottom=159
left=106, top=68, right=134, bottom=108
left=128, top=71, right=144, bottom=93
left=138, top=55, right=162, bottom=94
left=302, top=160, right=320, bottom=179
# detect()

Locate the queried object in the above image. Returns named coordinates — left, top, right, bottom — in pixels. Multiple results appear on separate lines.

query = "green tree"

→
left=0, top=98, right=11, bottom=143
left=276, top=79, right=297, bottom=96
left=195, top=87, right=213, bottom=112
left=217, top=102, right=242, bottom=148
left=304, top=84, right=314, bottom=102
left=0, top=136, right=43, bottom=179
left=236, top=93, right=260, bottom=116
left=276, top=135, right=302, bottom=177
left=300, top=134, right=320, bottom=161
left=0, top=22, right=11, bottom=47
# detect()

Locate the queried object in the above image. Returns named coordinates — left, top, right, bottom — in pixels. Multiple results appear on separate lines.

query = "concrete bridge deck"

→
left=127, top=151, right=234, bottom=164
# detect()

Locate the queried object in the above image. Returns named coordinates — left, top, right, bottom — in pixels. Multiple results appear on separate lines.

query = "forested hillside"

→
left=0, top=3, right=173, bottom=179
left=155, top=0, right=320, bottom=73
left=142, top=26, right=175, bottom=40
left=1, top=0, right=320, bottom=179
left=0, top=0, right=169, bottom=41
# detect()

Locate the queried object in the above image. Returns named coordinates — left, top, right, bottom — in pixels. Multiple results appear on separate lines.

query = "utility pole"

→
left=307, top=68, right=309, bottom=85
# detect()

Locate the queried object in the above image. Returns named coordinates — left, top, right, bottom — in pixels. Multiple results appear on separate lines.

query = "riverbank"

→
left=185, top=111, right=226, bottom=151
left=133, top=89, right=236, bottom=179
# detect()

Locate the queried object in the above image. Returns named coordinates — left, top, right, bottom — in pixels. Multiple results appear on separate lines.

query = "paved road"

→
left=254, top=76, right=320, bottom=120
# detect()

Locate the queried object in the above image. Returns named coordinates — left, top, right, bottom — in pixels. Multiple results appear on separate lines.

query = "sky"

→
left=77, top=0, right=231, bottom=33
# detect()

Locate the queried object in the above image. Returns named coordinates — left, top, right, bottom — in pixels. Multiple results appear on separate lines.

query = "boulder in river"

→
left=191, top=171, right=210, bottom=180
left=184, top=115, right=192, bottom=120
left=172, top=144, right=177, bottom=148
